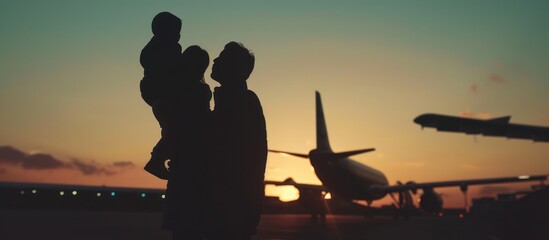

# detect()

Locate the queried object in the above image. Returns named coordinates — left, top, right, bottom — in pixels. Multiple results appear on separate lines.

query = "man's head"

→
left=211, top=42, right=254, bottom=86
left=151, top=12, right=181, bottom=40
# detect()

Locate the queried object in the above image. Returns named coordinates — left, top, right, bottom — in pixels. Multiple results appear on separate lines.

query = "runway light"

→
left=20, top=190, right=25, bottom=195
left=97, top=193, right=102, bottom=197
left=72, top=191, right=77, bottom=196
left=161, top=194, right=166, bottom=199
left=459, top=213, right=464, bottom=218
left=59, top=191, right=65, bottom=196
left=518, top=175, right=530, bottom=180
left=438, top=212, right=444, bottom=217
left=32, top=190, right=37, bottom=194
left=111, top=192, right=116, bottom=197
left=141, top=193, right=146, bottom=198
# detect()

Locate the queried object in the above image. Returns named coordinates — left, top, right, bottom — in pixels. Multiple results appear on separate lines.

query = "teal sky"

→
left=1, top=1, right=548, bottom=207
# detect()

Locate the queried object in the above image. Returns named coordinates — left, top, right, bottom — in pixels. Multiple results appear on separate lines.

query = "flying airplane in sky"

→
left=414, top=113, right=549, bottom=142
left=267, top=91, right=546, bottom=217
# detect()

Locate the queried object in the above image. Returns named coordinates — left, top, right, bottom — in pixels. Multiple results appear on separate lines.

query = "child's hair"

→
left=182, top=45, right=209, bottom=82
left=152, top=12, right=182, bottom=37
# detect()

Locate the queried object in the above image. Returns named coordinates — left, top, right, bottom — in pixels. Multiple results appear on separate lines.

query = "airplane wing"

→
left=414, top=113, right=549, bottom=142
left=374, top=175, right=547, bottom=193
left=265, top=178, right=327, bottom=192
left=268, top=150, right=309, bottom=159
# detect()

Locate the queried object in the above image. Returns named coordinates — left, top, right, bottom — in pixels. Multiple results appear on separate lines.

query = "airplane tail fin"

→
left=270, top=92, right=376, bottom=163
left=316, top=91, right=332, bottom=151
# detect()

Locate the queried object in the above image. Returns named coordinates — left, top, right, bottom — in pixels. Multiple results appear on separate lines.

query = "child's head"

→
left=182, top=45, right=209, bottom=83
left=152, top=12, right=181, bottom=40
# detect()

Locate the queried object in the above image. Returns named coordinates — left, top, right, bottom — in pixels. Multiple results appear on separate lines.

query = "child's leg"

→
left=145, top=103, right=175, bottom=180
left=144, top=135, right=170, bottom=180
left=153, top=102, right=177, bottom=161
left=153, top=130, right=172, bottom=160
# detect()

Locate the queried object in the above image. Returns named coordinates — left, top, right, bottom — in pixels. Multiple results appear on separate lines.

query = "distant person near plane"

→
left=207, top=42, right=268, bottom=240
left=414, top=113, right=549, bottom=142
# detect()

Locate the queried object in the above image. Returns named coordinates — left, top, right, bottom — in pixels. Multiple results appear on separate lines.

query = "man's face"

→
left=211, top=50, right=225, bottom=84
left=211, top=48, right=236, bottom=85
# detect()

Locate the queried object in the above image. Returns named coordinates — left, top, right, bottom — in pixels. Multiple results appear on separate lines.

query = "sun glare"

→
left=277, top=186, right=299, bottom=202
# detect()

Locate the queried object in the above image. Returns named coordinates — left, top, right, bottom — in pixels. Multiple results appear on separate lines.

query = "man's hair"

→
left=225, top=41, right=255, bottom=81
left=151, top=12, right=182, bottom=36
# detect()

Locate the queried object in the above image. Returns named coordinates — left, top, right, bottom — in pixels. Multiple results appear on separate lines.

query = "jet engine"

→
left=419, top=188, right=443, bottom=213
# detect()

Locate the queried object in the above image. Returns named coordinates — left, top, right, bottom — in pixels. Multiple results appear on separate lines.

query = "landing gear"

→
left=460, top=184, right=469, bottom=214
left=390, top=181, right=418, bottom=220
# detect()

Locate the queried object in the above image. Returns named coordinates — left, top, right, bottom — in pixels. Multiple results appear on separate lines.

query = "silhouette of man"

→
left=207, top=42, right=267, bottom=240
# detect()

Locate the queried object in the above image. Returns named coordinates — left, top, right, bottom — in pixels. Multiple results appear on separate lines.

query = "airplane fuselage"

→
left=414, top=113, right=549, bottom=142
left=309, top=149, right=388, bottom=201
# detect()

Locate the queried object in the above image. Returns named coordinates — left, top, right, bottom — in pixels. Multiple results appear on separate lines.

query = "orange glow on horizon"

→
left=272, top=186, right=299, bottom=202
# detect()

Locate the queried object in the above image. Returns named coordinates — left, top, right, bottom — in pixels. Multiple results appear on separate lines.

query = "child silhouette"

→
left=140, top=12, right=211, bottom=179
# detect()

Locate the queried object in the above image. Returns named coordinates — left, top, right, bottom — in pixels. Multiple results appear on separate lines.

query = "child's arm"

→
left=140, top=78, right=156, bottom=106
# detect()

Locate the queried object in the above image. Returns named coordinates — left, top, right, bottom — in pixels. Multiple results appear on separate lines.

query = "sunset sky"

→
left=1, top=1, right=548, bottom=208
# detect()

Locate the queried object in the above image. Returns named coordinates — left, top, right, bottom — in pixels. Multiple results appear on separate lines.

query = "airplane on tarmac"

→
left=414, top=113, right=549, bottom=142
left=267, top=91, right=547, bottom=217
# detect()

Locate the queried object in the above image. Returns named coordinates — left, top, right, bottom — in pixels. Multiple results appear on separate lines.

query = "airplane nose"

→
left=414, top=114, right=426, bottom=125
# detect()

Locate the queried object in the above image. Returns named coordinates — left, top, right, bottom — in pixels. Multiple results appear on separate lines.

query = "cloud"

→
left=69, top=159, right=136, bottom=176
left=0, top=146, right=26, bottom=165
left=22, top=153, right=67, bottom=170
left=468, top=61, right=515, bottom=93
left=68, top=160, right=137, bottom=175
left=0, top=168, right=7, bottom=174
left=0, top=145, right=135, bottom=176
left=71, top=159, right=115, bottom=175
left=470, top=83, right=478, bottom=93
left=489, top=73, right=506, bottom=84
left=0, top=146, right=67, bottom=170
left=112, top=161, right=135, bottom=168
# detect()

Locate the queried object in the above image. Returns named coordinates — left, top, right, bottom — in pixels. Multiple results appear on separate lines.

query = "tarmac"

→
left=0, top=210, right=537, bottom=240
